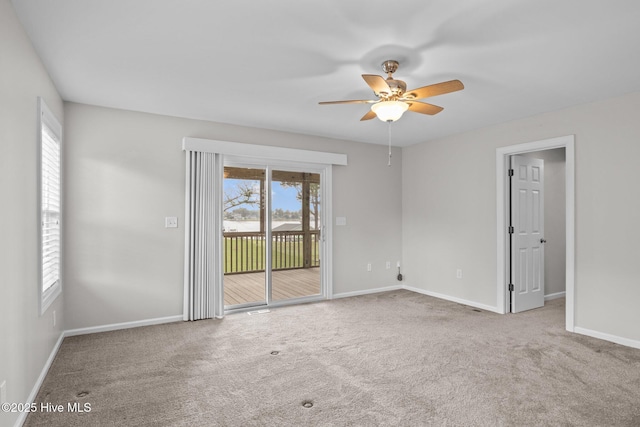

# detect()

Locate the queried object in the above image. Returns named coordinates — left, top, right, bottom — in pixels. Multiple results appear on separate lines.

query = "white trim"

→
left=332, top=284, right=502, bottom=314
left=64, top=315, right=182, bottom=337
left=15, top=332, right=65, bottom=427
left=544, top=291, right=566, bottom=301
left=574, top=327, right=640, bottom=350
left=565, top=141, right=576, bottom=331
left=403, top=285, right=502, bottom=314
left=496, top=135, right=575, bottom=331
left=323, top=166, right=334, bottom=299
left=265, top=166, right=273, bottom=304
left=332, top=285, right=403, bottom=299
left=182, top=137, right=348, bottom=166
left=39, top=283, right=62, bottom=316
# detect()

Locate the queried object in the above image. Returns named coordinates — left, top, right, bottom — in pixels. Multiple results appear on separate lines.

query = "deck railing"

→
left=224, top=230, right=320, bottom=274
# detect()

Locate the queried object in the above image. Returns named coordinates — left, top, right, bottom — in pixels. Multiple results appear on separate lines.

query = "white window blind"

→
left=41, top=124, right=60, bottom=292
left=39, top=97, right=62, bottom=313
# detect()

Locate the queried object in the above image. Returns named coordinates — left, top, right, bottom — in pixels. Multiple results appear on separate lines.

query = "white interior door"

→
left=510, top=155, right=545, bottom=313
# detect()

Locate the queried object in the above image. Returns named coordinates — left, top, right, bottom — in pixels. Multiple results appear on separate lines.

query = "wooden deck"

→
left=224, top=267, right=320, bottom=306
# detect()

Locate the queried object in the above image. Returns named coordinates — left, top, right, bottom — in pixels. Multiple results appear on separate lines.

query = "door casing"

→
left=496, top=135, right=575, bottom=331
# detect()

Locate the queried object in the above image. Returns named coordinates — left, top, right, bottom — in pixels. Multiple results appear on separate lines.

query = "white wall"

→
left=0, top=1, right=65, bottom=426
left=521, top=149, right=566, bottom=297
left=63, top=102, right=403, bottom=330
left=403, top=91, right=640, bottom=342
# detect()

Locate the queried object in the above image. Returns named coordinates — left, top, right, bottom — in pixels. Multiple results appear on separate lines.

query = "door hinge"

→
left=508, top=284, right=514, bottom=291
left=508, top=226, right=514, bottom=234
left=508, top=168, right=514, bottom=177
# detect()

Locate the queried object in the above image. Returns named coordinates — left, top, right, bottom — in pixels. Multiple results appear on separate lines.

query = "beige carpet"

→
left=25, top=290, right=640, bottom=426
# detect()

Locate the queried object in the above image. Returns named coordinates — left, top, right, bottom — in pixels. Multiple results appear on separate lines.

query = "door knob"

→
left=540, top=238, right=547, bottom=243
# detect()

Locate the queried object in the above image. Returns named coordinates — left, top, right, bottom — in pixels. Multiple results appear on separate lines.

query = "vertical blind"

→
left=183, top=151, right=223, bottom=320
left=41, top=123, right=61, bottom=293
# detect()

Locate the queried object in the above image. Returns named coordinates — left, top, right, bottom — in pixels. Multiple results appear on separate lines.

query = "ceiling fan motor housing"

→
left=385, top=79, right=406, bottom=98
left=381, top=60, right=405, bottom=98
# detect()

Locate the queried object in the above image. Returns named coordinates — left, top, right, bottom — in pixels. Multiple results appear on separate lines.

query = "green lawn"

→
left=224, top=237, right=318, bottom=273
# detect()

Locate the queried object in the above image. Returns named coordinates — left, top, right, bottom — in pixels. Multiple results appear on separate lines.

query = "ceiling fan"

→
left=319, top=60, right=464, bottom=122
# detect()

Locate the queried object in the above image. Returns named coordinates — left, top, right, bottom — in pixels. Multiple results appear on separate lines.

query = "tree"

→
left=279, top=181, right=320, bottom=229
left=308, top=183, right=320, bottom=229
left=224, top=180, right=259, bottom=213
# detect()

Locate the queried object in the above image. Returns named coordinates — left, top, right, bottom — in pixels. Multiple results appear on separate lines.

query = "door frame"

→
left=223, top=156, right=333, bottom=312
left=496, top=135, right=575, bottom=331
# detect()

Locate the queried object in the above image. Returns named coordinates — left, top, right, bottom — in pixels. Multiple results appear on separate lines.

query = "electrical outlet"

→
left=386, top=261, right=391, bottom=269
left=165, top=217, right=178, bottom=228
left=367, top=263, right=372, bottom=272
left=456, top=269, right=463, bottom=279
left=1, top=380, right=6, bottom=404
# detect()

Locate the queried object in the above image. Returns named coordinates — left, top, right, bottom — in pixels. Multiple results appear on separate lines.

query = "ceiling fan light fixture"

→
left=371, top=100, right=409, bottom=122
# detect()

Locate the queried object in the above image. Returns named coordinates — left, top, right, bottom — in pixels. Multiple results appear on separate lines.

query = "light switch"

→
left=336, top=216, right=347, bottom=226
left=165, top=217, right=178, bottom=228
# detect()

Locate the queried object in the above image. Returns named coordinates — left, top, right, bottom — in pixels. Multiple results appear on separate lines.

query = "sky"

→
left=224, top=178, right=300, bottom=211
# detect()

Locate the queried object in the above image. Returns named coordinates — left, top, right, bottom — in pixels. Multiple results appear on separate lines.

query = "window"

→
left=39, top=97, right=62, bottom=314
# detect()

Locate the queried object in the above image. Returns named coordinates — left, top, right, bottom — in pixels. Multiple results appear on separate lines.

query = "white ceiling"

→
left=12, top=0, right=640, bottom=147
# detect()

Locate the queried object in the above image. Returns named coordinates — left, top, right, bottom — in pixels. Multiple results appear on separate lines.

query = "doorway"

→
left=509, top=154, right=546, bottom=313
left=222, top=163, right=325, bottom=311
left=496, top=135, right=575, bottom=331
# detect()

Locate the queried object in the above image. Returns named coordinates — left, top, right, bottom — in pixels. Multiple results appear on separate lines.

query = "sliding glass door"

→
left=222, top=162, right=324, bottom=311
left=222, top=166, right=267, bottom=307
left=271, top=170, right=321, bottom=302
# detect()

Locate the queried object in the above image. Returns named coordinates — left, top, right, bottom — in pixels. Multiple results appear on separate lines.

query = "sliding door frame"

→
left=223, top=156, right=333, bottom=313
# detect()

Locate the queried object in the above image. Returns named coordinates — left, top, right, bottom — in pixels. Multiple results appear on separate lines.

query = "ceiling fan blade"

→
left=319, top=99, right=376, bottom=105
left=407, top=101, right=444, bottom=115
left=360, top=110, right=377, bottom=121
left=403, top=79, right=464, bottom=100
left=362, top=74, right=391, bottom=96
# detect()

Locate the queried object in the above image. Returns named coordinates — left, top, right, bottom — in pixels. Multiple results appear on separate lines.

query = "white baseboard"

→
left=65, top=315, right=183, bottom=337
left=402, top=284, right=502, bottom=314
left=545, top=291, right=566, bottom=301
left=332, top=284, right=501, bottom=314
left=15, top=331, right=65, bottom=427
left=332, top=285, right=402, bottom=300
left=574, top=326, right=640, bottom=350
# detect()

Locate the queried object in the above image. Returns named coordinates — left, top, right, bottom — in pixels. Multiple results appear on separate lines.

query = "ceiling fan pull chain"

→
left=388, top=121, right=392, bottom=167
